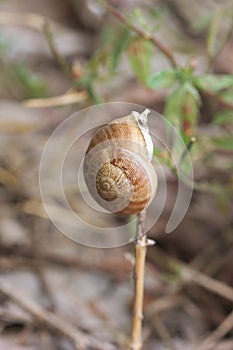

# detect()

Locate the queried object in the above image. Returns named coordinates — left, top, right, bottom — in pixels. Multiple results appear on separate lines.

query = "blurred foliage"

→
left=0, top=1, right=232, bottom=207
left=0, top=33, right=47, bottom=99
left=127, top=36, right=153, bottom=84
left=81, top=1, right=233, bottom=208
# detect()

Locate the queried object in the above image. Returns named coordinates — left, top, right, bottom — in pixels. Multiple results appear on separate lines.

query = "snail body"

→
left=84, top=110, right=157, bottom=214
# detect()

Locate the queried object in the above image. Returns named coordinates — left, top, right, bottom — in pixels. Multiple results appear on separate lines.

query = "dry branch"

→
left=98, top=0, right=178, bottom=68
left=198, top=310, right=233, bottom=350
left=0, top=281, right=117, bottom=350
left=127, top=211, right=155, bottom=350
left=0, top=243, right=131, bottom=277
left=148, top=248, right=233, bottom=303
left=23, top=90, right=87, bottom=108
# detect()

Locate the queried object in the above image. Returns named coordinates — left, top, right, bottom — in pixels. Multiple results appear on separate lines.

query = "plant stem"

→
left=128, top=211, right=147, bottom=350
left=43, top=20, right=72, bottom=78
left=98, top=0, right=178, bottom=68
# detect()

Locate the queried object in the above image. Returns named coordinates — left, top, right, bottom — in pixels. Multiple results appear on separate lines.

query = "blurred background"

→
left=0, top=1, right=232, bottom=349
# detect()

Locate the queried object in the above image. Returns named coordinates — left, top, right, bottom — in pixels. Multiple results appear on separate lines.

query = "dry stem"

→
left=128, top=211, right=150, bottom=350
left=197, top=310, right=233, bottom=350
left=23, top=90, right=87, bottom=108
left=98, top=0, right=178, bottom=68
left=148, top=248, right=233, bottom=303
left=43, top=20, right=72, bottom=78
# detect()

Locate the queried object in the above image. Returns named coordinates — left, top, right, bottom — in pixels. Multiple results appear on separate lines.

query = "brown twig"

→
left=148, top=248, right=233, bottom=303
left=0, top=243, right=131, bottom=277
left=35, top=265, right=56, bottom=311
left=197, top=310, right=233, bottom=350
left=98, top=0, right=178, bottom=68
left=127, top=211, right=154, bottom=350
left=43, top=20, right=72, bottom=78
left=23, top=90, right=87, bottom=108
left=0, top=281, right=117, bottom=350
left=152, top=314, right=177, bottom=350
left=179, top=136, right=196, bottom=166
left=128, top=211, right=146, bottom=350
left=146, top=294, right=184, bottom=317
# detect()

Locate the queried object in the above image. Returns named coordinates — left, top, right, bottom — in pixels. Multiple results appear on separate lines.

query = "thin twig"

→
left=23, top=90, right=87, bottom=108
left=0, top=281, right=117, bottom=350
left=128, top=210, right=149, bottom=350
left=197, top=310, right=233, bottom=350
left=43, top=20, right=72, bottom=78
left=35, top=264, right=56, bottom=311
left=152, top=314, right=177, bottom=350
left=146, top=294, right=184, bottom=317
left=98, top=0, right=178, bottom=68
left=148, top=248, right=233, bottom=303
left=0, top=243, right=132, bottom=277
left=179, top=136, right=196, bottom=166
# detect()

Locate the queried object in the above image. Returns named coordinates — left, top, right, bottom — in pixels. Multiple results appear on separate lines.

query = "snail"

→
left=83, top=109, right=157, bottom=214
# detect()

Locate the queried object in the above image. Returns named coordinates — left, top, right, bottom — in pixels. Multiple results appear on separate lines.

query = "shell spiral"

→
left=83, top=111, right=157, bottom=214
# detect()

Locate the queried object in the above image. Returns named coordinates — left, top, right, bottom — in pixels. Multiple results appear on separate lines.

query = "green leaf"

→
left=12, top=63, right=47, bottom=98
left=213, top=110, right=233, bottom=125
left=165, top=85, right=185, bottom=125
left=127, top=36, right=152, bottom=84
left=194, top=74, right=233, bottom=92
left=212, top=136, right=233, bottom=151
left=147, top=69, right=177, bottom=89
left=183, top=81, right=201, bottom=103
left=165, top=83, right=200, bottom=145
left=132, top=8, right=148, bottom=29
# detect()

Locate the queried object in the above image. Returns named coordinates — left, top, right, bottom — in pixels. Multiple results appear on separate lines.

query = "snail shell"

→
left=84, top=110, right=157, bottom=214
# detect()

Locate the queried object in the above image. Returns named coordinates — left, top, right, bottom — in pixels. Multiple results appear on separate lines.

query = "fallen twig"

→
left=152, top=314, right=177, bottom=350
left=148, top=248, right=233, bottom=303
left=23, top=90, right=87, bottom=108
left=0, top=244, right=131, bottom=277
left=0, top=281, right=117, bottom=350
left=197, top=310, right=233, bottom=350
left=35, top=264, right=56, bottom=311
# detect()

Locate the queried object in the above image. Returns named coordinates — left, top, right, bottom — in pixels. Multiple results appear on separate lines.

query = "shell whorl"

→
left=84, top=111, right=157, bottom=214
left=96, top=161, right=132, bottom=202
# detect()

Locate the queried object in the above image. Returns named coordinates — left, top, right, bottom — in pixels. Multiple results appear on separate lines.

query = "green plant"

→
left=90, top=1, right=233, bottom=201
left=0, top=33, right=47, bottom=99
